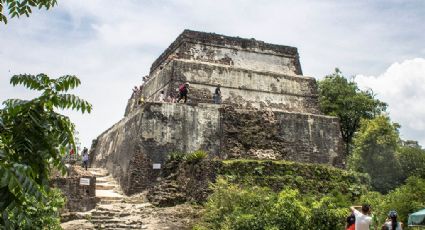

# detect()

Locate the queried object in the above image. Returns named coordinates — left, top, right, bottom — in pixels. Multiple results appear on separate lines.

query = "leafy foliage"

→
left=318, top=68, right=387, bottom=156
left=360, top=176, right=425, bottom=225
left=0, top=0, right=57, bottom=24
left=308, top=196, right=349, bottom=230
left=349, top=115, right=402, bottom=193
left=167, top=151, right=186, bottom=162
left=185, top=150, right=208, bottom=163
left=5, top=188, right=65, bottom=229
left=397, top=145, right=425, bottom=180
left=219, top=159, right=370, bottom=199
left=0, top=74, right=91, bottom=228
left=195, top=178, right=351, bottom=230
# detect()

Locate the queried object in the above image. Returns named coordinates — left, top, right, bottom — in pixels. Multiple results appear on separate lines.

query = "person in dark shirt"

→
left=177, top=82, right=189, bottom=103
left=213, top=84, right=221, bottom=104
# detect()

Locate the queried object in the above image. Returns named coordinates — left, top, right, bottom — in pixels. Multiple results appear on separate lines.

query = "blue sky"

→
left=1, top=0, right=424, bottom=149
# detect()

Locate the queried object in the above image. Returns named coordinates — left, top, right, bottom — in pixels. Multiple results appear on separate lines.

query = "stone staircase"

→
left=61, top=167, right=199, bottom=230
left=90, top=168, right=124, bottom=205
left=88, top=168, right=145, bottom=229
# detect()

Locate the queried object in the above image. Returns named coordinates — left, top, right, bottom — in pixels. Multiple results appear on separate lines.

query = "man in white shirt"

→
left=350, top=204, right=372, bottom=230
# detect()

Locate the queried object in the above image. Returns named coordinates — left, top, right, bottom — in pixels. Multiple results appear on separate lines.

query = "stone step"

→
left=99, top=199, right=124, bottom=205
left=96, top=190, right=123, bottom=199
left=92, top=210, right=119, bottom=218
left=91, top=218, right=122, bottom=224
left=96, top=184, right=116, bottom=190
left=88, top=168, right=109, bottom=177
left=97, top=196, right=123, bottom=201
left=91, top=211, right=133, bottom=217
left=91, top=215, right=114, bottom=220
left=94, top=223, right=145, bottom=229
left=96, top=176, right=116, bottom=184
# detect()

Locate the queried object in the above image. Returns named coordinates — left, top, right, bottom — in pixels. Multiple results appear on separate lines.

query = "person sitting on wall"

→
left=176, top=82, right=189, bottom=103
left=213, top=84, right=221, bottom=104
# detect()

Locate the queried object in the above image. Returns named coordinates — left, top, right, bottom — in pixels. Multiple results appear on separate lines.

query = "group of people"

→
left=131, top=81, right=222, bottom=105
left=347, top=204, right=403, bottom=230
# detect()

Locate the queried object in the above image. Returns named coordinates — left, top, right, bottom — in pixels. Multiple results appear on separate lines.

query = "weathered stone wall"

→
left=221, top=106, right=344, bottom=167
left=150, top=29, right=302, bottom=75
left=51, top=176, right=97, bottom=212
left=92, top=103, right=344, bottom=195
left=126, top=59, right=320, bottom=114
left=92, top=103, right=221, bottom=194
left=126, top=30, right=312, bottom=113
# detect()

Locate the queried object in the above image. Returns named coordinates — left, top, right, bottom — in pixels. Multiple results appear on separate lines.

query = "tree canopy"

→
left=349, top=115, right=402, bottom=193
left=397, top=145, right=425, bottom=180
left=318, top=68, right=387, bottom=156
left=0, top=74, right=91, bottom=228
left=0, top=0, right=57, bottom=24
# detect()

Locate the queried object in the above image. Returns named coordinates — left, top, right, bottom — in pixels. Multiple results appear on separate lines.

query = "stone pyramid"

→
left=91, top=30, right=344, bottom=195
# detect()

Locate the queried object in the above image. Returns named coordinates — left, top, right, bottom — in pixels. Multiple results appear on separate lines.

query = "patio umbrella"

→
left=409, top=208, right=425, bottom=226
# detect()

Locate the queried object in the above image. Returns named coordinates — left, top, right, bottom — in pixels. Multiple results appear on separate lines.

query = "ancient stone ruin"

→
left=91, top=30, right=345, bottom=195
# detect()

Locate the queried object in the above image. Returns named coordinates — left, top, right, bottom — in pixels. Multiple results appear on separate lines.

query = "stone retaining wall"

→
left=51, top=176, right=97, bottom=212
left=92, top=103, right=344, bottom=195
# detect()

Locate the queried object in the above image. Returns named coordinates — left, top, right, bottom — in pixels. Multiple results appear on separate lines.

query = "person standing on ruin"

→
left=177, top=82, right=189, bottom=103
left=82, top=147, right=89, bottom=170
left=213, top=84, right=221, bottom=104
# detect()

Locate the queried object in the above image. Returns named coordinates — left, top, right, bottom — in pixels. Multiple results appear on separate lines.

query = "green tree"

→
left=308, top=196, right=348, bottom=230
left=397, top=145, right=425, bottom=180
left=349, top=115, right=402, bottom=193
left=0, top=74, right=91, bottom=228
left=318, top=68, right=387, bottom=156
left=381, top=176, right=425, bottom=224
left=0, top=0, right=57, bottom=24
left=360, top=177, right=425, bottom=224
left=195, top=178, right=352, bottom=230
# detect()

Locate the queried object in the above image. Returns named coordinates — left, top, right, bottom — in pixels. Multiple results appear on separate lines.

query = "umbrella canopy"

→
left=409, top=209, right=425, bottom=226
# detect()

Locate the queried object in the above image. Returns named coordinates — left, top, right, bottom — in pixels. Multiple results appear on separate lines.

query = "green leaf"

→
left=1, top=73, right=87, bottom=226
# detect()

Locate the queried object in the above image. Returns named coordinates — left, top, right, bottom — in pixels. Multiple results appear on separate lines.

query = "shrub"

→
left=308, top=196, right=348, bottom=230
left=397, top=146, right=425, bottom=180
left=185, top=150, right=208, bottom=163
left=6, top=188, right=65, bottom=229
left=268, top=189, right=310, bottom=230
left=167, top=151, right=186, bottom=162
left=196, top=178, right=277, bottom=230
left=195, top=178, right=352, bottom=230
left=359, top=176, right=425, bottom=226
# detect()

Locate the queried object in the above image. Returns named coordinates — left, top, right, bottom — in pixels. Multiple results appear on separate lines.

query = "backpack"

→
left=179, top=84, right=185, bottom=92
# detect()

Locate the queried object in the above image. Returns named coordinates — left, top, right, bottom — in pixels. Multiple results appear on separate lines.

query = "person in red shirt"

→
left=346, top=213, right=355, bottom=230
left=176, top=82, right=189, bottom=103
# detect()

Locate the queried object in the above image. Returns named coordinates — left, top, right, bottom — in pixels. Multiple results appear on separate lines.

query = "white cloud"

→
left=356, top=58, right=425, bottom=146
